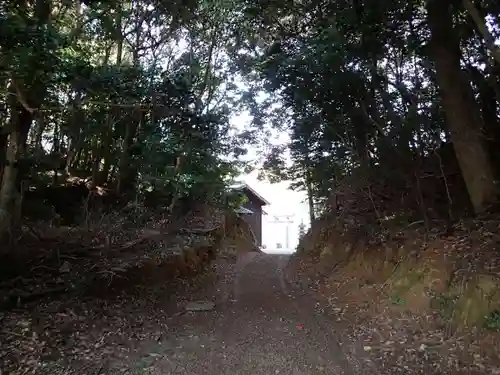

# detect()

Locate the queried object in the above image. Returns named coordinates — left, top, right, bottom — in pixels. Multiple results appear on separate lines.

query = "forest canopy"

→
left=1, top=0, right=500, bottom=236
left=241, top=0, right=500, bottom=225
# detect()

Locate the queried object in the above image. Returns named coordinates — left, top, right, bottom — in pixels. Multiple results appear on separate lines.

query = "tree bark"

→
left=0, top=134, right=7, bottom=187
left=0, top=0, right=52, bottom=236
left=98, top=110, right=116, bottom=185
left=90, top=139, right=101, bottom=190
left=65, top=93, right=85, bottom=176
left=426, top=0, right=498, bottom=213
left=117, top=112, right=140, bottom=195
left=30, top=115, right=46, bottom=154
left=0, top=85, right=33, bottom=234
left=305, top=169, right=316, bottom=224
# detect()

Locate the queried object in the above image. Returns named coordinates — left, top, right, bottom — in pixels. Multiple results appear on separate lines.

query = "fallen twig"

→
left=1, top=286, right=69, bottom=310
left=178, top=226, right=219, bottom=234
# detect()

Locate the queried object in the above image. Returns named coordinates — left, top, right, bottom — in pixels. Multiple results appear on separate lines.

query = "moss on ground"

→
left=322, top=243, right=500, bottom=329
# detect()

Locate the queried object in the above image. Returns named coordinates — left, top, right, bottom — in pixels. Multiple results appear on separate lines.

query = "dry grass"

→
left=0, top=204, right=259, bottom=374
left=288, top=216, right=500, bottom=373
left=308, top=225, right=500, bottom=330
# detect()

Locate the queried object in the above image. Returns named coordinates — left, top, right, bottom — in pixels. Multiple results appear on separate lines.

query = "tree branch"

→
left=462, top=0, right=500, bottom=65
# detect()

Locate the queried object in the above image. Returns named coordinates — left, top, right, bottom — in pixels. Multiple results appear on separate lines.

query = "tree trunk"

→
left=71, top=148, right=82, bottom=173
left=115, top=1, right=123, bottom=67
left=98, top=143, right=113, bottom=185
left=426, top=0, right=498, bottom=214
left=471, top=66, right=500, bottom=141
left=90, top=138, right=102, bottom=189
left=117, top=114, right=139, bottom=195
left=65, top=93, right=85, bottom=176
left=0, top=134, right=7, bottom=187
left=52, top=123, right=60, bottom=185
left=0, top=88, right=33, bottom=235
left=31, top=115, right=46, bottom=154
left=80, top=147, right=89, bottom=171
left=0, top=0, right=52, bottom=236
left=65, top=135, right=85, bottom=177
left=305, top=170, right=315, bottom=224
left=480, top=78, right=500, bottom=173
left=352, top=104, right=371, bottom=166
left=98, top=111, right=115, bottom=185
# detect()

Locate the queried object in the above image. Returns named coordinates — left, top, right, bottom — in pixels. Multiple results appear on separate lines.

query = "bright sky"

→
left=230, top=110, right=310, bottom=251
left=228, top=14, right=500, bottom=251
left=244, top=170, right=310, bottom=251
left=161, top=36, right=311, bottom=251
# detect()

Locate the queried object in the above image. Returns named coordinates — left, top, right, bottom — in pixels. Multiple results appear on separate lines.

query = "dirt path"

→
left=2, top=253, right=372, bottom=374
left=6, top=251, right=499, bottom=374
left=107, top=253, right=354, bottom=374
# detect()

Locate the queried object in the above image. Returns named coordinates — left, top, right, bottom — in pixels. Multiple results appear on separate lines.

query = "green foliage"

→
left=432, top=294, right=456, bottom=321
left=0, top=0, right=261, bottom=231
left=484, top=310, right=500, bottom=331
left=390, top=295, right=407, bottom=306
left=2, top=0, right=500, bottom=233
left=235, top=0, right=500, bottom=221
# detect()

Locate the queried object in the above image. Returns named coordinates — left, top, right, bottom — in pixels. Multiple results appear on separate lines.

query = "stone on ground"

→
left=185, top=300, right=216, bottom=311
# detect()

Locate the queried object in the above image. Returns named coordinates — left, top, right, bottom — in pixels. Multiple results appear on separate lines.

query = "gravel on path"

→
left=110, top=253, right=355, bottom=374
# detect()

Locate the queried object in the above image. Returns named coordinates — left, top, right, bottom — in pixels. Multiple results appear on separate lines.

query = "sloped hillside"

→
left=0, top=191, right=258, bottom=373
left=0, top=196, right=257, bottom=306
left=288, top=206, right=500, bottom=372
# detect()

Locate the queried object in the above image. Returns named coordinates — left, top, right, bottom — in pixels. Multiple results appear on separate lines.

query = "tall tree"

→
left=235, top=0, right=500, bottom=222
left=426, top=0, right=498, bottom=213
left=0, top=0, right=255, bottom=237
